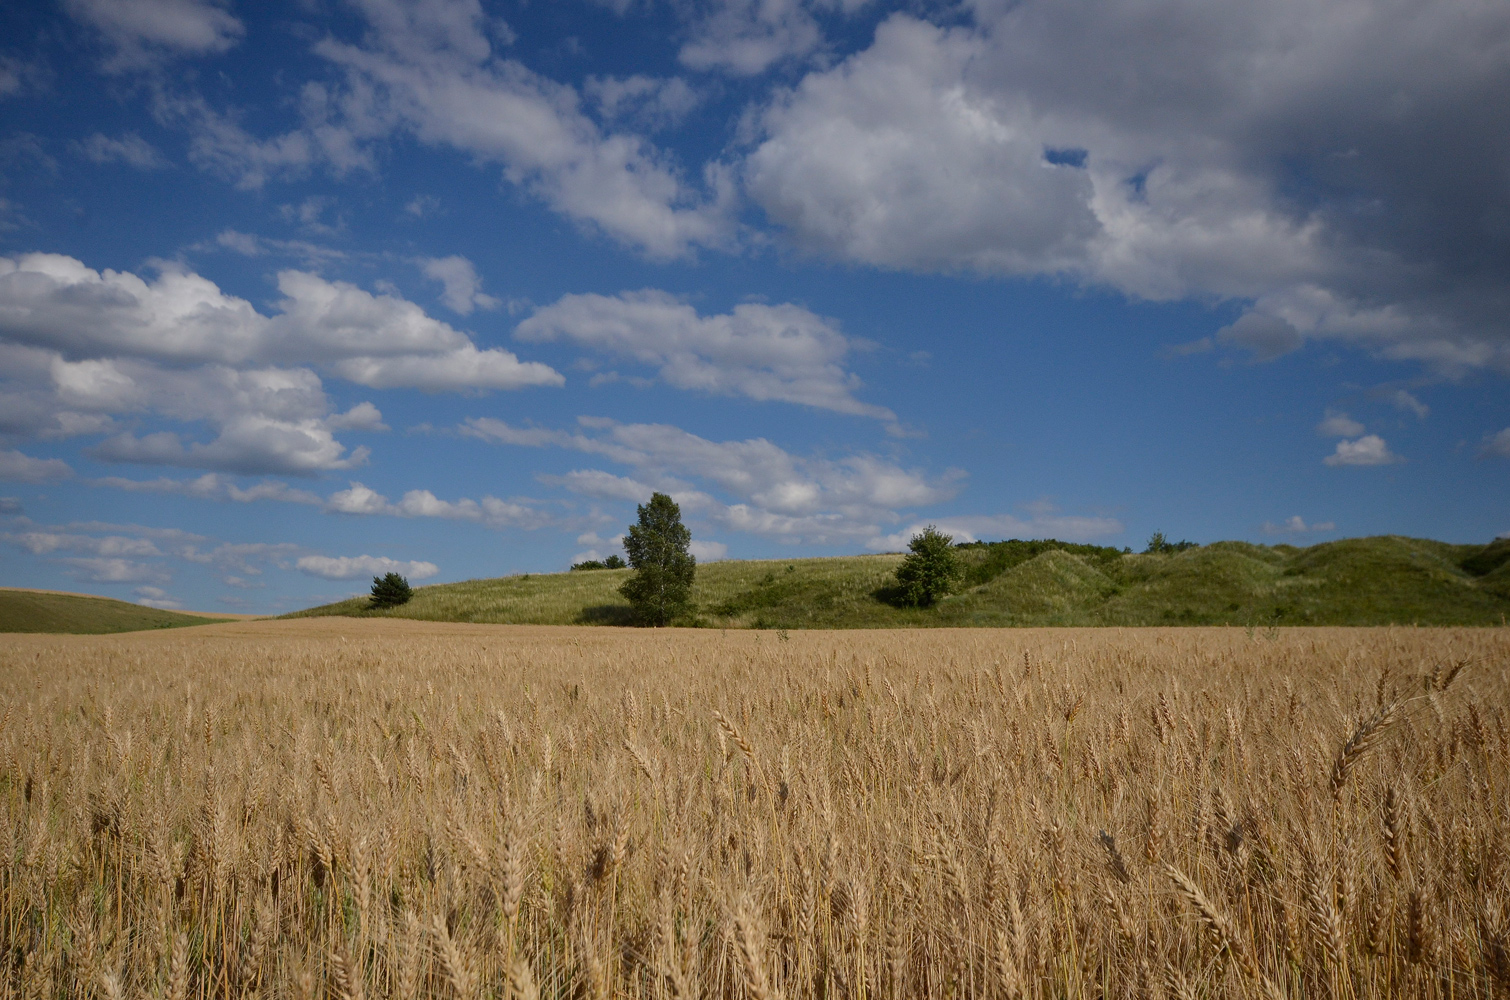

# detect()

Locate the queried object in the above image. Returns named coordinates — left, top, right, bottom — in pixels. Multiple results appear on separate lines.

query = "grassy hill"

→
left=287, top=534, right=1510, bottom=628
left=0, top=589, right=236, bottom=634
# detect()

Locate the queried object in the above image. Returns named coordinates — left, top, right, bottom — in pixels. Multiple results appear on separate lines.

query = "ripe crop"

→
left=1, top=620, right=1506, bottom=999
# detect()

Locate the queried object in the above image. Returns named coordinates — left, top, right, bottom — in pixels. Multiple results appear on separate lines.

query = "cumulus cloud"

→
left=268, top=0, right=737, bottom=257
left=1385, top=389, right=1430, bottom=420
left=132, top=585, right=182, bottom=609
left=420, top=255, right=500, bottom=315
left=688, top=539, right=729, bottom=561
left=742, top=5, right=1510, bottom=374
left=0, top=253, right=561, bottom=473
left=1316, top=411, right=1365, bottom=438
left=295, top=553, right=439, bottom=580
left=518, top=290, right=892, bottom=419
left=325, top=481, right=552, bottom=528
left=679, top=0, right=823, bottom=75
left=64, top=0, right=244, bottom=70
left=1261, top=515, right=1337, bottom=535
left=584, top=75, right=702, bottom=131
left=1324, top=435, right=1403, bottom=467
left=463, top=415, right=964, bottom=544
left=59, top=556, right=170, bottom=584
left=0, top=449, right=72, bottom=482
left=77, top=132, right=168, bottom=169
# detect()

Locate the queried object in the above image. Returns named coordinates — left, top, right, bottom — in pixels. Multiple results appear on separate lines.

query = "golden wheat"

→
left=0, top=619, right=1506, bottom=999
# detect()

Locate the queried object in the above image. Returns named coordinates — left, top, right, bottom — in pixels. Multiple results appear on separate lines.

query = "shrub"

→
left=894, top=525, right=962, bottom=607
left=1145, top=531, right=1199, bottom=555
left=368, top=572, right=413, bottom=608
left=620, top=493, right=696, bottom=626
left=572, top=554, right=626, bottom=571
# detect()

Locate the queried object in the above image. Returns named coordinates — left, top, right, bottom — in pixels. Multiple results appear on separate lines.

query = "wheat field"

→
left=1, top=620, right=1507, bottom=1000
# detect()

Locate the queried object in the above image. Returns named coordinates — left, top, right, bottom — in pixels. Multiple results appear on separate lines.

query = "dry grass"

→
left=2, top=620, right=1508, bottom=1000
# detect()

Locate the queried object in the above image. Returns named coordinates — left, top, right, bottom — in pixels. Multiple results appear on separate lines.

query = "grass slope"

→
left=287, top=534, right=1510, bottom=628
left=0, top=589, right=234, bottom=634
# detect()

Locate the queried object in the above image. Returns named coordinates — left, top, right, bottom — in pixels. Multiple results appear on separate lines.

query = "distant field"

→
left=289, top=533, right=1510, bottom=627
left=0, top=587, right=237, bottom=633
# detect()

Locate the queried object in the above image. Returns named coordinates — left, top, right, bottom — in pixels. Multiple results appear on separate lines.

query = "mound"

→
left=0, top=589, right=234, bottom=634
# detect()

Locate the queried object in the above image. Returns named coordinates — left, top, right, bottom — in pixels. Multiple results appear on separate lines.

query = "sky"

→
left=0, top=0, right=1507, bottom=614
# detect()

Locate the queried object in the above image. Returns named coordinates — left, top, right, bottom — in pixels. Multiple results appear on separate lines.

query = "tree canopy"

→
left=619, top=492, right=696, bottom=625
left=894, top=525, right=961, bottom=607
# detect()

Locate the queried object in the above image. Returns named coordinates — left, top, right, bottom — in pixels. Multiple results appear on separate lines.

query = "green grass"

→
left=0, top=590, right=235, bottom=634
left=286, top=534, right=1510, bottom=628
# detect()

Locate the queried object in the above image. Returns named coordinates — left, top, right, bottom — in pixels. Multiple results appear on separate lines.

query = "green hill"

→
left=0, top=589, right=236, bottom=634
left=287, top=534, right=1510, bottom=628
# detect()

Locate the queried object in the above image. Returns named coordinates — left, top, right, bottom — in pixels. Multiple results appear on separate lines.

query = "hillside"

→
left=0, top=589, right=236, bottom=634
left=287, top=534, right=1510, bottom=628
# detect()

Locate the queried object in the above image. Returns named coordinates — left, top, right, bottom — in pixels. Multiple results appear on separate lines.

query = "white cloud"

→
left=1324, top=435, right=1403, bottom=467
left=463, top=415, right=965, bottom=544
left=420, top=255, right=500, bottom=315
left=679, top=0, right=823, bottom=75
left=324, top=481, right=552, bottom=528
left=7, top=531, right=161, bottom=557
left=294, top=0, right=735, bottom=258
left=295, top=554, right=439, bottom=580
left=584, top=75, right=702, bottom=131
left=0, top=253, right=561, bottom=473
left=0, top=449, right=72, bottom=482
left=59, top=557, right=169, bottom=584
left=518, top=290, right=892, bottom=419
left=64, top=0, right=244, bottom=70
left=77, top=132, right=168, bottom=170
left=133, top=585, right=183, bottom=609
left=327, top=402, right=388, bottom=431
left=1386, top=389, right=1430, bottom=419
left=688, top=539, right=729, bottom=561
left=96, top=473, right=324, bottom=504
left=741, top=5, right=1510, bottom=374
left=1316, top=411, right=1365, bottom=438
left=1261, top=515, right=1337, bottom=535
left=1481, top=428, right=1510, bottom=459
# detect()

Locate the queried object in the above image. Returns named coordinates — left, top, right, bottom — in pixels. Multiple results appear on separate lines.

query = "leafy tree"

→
left=369, top=572, right=413, bottom=608
left=572, top=554, right=627, bottom=571
left=894, top=525, right=961, bottom=607
left=1145, top=532, right=1199, bottom=555
left=620, top=492, right=696, bottom=625
left=604, top=554, right=626, bottom=569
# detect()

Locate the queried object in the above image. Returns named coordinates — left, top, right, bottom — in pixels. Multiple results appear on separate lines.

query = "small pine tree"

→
left=894, top=525, right=961, bottom=607
left=620, top=492, right=696, bottom=626
left=369, top=572, right=413, bottom=608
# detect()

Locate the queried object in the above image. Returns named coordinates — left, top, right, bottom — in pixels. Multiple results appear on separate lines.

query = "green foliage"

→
left=956, top=537, right=1126, bottom=587
left=0, top=589, right=231, bottom=634
left=893, top=526, right=962, bottom=607
left=571, top=555, right=626, bottom=571
left=1145, top=531, right=1199, bottom=555
left=368, top=572, right=414, bottom=609
left=619, top=493, right=696, bottom=626
left=289, top=534, right=1510, bottom=629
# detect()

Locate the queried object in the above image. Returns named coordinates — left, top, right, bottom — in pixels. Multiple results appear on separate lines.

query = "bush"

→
left=1145, top=532, right=1199, bottom=555
left=894, top=526, right=962, bottom=607
left=573, top=555, right=627, bottom=571
left=369, top=572, right=413, bottom=608
left=620, top=493, right=696, bottom=626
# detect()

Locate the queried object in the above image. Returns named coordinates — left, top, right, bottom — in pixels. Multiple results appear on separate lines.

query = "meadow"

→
left=289, top=535, right=1510, bottom=628
left=0, top=589, right=236, bottom=635
left=1, top=619, right=1506, bottom=999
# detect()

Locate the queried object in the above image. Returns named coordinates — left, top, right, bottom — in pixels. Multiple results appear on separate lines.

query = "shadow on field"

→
left=577, top=605, right=636, bottom=626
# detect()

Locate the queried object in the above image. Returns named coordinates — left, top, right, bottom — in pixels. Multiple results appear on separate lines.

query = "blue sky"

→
left=1, top=0, right=1507, bottom=613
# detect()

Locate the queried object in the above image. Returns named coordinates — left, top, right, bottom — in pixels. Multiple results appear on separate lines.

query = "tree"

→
left=369, top=572, right=413, bottom=608
left=894, top=525, right=961, bottom=607
left=620, top=492, right=696, bottom=625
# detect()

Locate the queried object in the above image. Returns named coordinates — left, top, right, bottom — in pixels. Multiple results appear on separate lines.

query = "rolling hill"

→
left=287, top=534, right=1510, bottom=628
left=0, top=589, right=238, bottom=634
